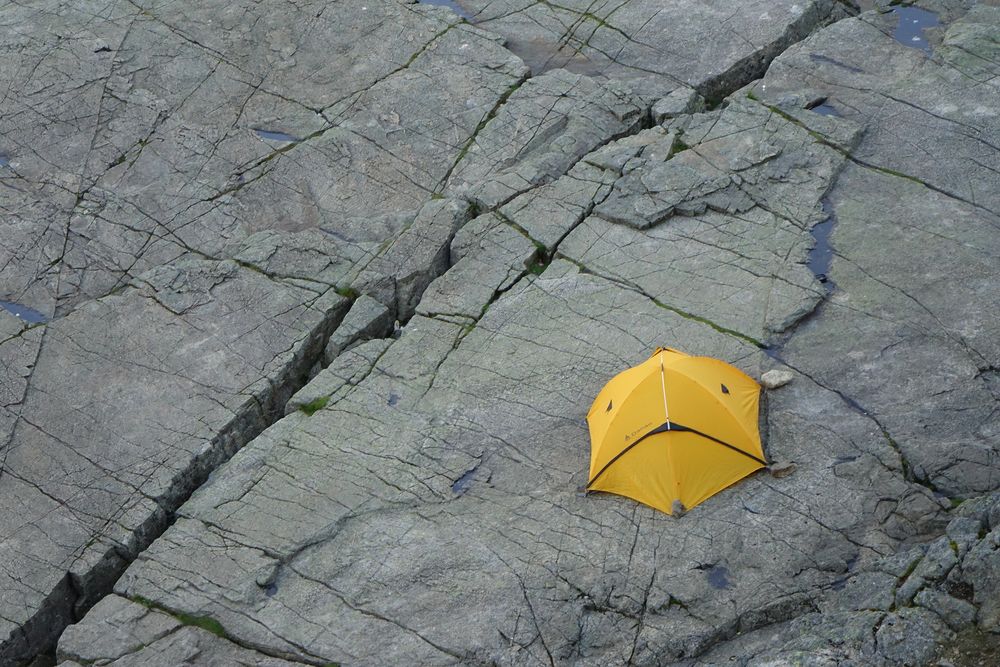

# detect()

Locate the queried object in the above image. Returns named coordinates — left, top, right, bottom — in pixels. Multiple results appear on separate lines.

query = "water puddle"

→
left=0, top=154, right=9, bottom=167
left=452, top=464, right=478, bottom=494
left=808, top=200, right=837, bottom=289
left=806, top=97, right=841, bottom=117
left=416, top=0, right=473, bottom=20
left=891, top=6, right=939, bottom=55
left=705, top=564, right=732, bottom=590
left=254, top=128, right=300, bottom=143
left=0, top=300, right=48, bottom=324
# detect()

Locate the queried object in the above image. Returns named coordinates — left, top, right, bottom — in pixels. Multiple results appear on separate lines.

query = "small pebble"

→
left=768, top=462, right=797, bottom=478
left=761, top=369, right=795, bottom=389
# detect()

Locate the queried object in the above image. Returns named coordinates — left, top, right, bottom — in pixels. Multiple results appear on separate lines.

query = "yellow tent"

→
left=586, top=347, right=766, bottom=514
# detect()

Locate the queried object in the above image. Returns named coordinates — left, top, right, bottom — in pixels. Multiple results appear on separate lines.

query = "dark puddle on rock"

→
left=0, top=154, right=9, bottom=167
left=829, top=554, right=860, bottom=591
left=891, top=6, right=939, bottom=55
left=695, top=563, right=733, bottom=590
left=416, top=0, right=473, bottom=20
left=806, top=97, right=841, bottom=117
left=0, top=300, right=48, bottom=324
left=254, top=128, right=300, bottom=143
left=706, top=565, right=732, bottom=590
left=808, top=200, right=837, bottom=289
left=452, top=465, right=478, bottom=494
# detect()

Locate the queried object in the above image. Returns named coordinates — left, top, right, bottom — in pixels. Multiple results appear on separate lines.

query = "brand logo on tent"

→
left=624, top=422, right=653, bottom=442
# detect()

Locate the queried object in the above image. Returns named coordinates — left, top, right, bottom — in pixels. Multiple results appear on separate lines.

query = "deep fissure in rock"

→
left=4, top=293, right=351, bottom=666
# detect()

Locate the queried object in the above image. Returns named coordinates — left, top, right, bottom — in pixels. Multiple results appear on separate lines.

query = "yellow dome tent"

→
left=586, top=347, right=767, bottom=514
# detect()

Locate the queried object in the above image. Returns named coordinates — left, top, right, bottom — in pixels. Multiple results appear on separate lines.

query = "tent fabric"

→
left=586, top=347, right=766, bottom=514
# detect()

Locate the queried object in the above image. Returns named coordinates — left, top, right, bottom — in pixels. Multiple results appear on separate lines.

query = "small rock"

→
left=895, top=574, right=925, bottom=607
left=768, top=462, right=796, bottom=478
left=651, top=86, right=705, bottom=124
left=323, top=294, right=394, bottom=365
left=671, top=499, right=686, bottom=517
left=915, top=589, right=975, bottom=631
left=761, top=369, right=795, bottom=389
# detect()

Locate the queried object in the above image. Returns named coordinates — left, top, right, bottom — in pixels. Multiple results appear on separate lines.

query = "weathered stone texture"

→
left=3, top=1, right=999, bottom=666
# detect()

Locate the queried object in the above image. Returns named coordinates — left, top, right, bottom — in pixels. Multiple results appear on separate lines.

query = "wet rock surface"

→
left=2, top=0, right=999, bottom=665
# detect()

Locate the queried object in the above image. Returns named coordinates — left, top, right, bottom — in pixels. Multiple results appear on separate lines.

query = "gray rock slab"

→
left=58, top=595, right=302, bottom=666
left=875, top=607, right=953, bottom=666
left=323, top=295, right=394, bottom=365
left=738, top=6, right=1000, bottom=499
left=60, top=254, right=944, bottom=664
left=749, top=5, right=1000, bottom=216
left=779, top=165, right=1000, bottom=496
left=416, top=212, right=540, bottom=319
left=915, top=589, right=977, bottom=631
left=444, top=68, right=644, bottom=209
left=286, top=339, right=395, bottom=417
left=0, top=315, right=44, bottom=428
left=561, top=99, right=853, bottom=344
left=352, top=197, right=472, bottom=322
left=56, top=595, right=181, bottom=666
left=2, top=0, right=526, bottom=313
left=0, top=183, right=69, bottom=322
left=457, top=0, right=838, bottom=98
left=958, top=527, right=1000, bottom=630
left=8, top=1, right=1000, bottom=665
left=499, top=160, right=619, bottom=250
left=0, top=4, right=556, bottom=658
left=595, top=99, right=859, bottom=231
left=232, top=229, right=369, bottom=292
left=0, top=260, right=344, bottom=664
left=651, top=87, right=706, bottom=124
left=694, top=538, right=994, bottom=667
